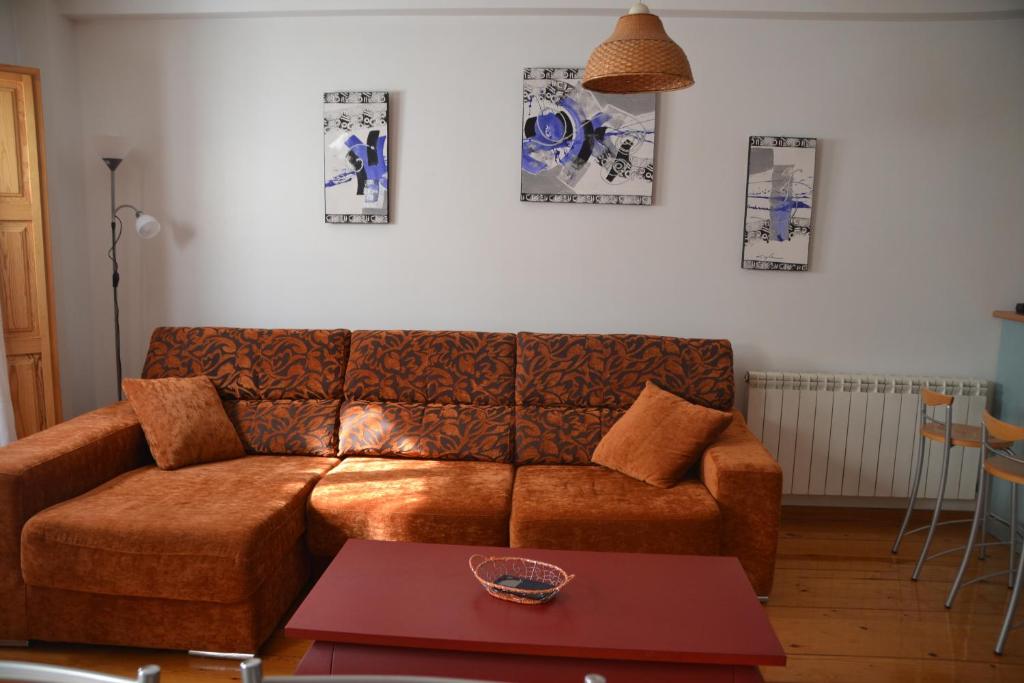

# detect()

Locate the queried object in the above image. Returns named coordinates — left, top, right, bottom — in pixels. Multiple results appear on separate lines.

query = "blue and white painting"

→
left=521, top=67, right=655, bottom=205
left=742, top=136, right=816, bottom=271
left=324, top=91, right=389, bottom=224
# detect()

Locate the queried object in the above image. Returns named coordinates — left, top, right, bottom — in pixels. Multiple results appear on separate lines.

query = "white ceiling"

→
left=55, top=0, right=1024, bottom=21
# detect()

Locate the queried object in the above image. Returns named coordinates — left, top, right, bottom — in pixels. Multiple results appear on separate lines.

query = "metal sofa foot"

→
left=0, top=640, right=29, bottom=647
left=188, top=650, right=255, bottom=660
left=758, top=596, right=769, bottom=604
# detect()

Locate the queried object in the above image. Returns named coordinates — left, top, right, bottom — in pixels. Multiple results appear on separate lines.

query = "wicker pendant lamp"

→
left=582, top=1, right=694, bottom=94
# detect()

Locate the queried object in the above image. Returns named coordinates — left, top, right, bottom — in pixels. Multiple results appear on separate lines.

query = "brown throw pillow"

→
left=592, top=381, right=734, bottom=488
left=123, top=376, right=246, bottom=470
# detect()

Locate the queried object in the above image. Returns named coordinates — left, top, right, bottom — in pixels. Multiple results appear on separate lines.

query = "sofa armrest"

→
left=0, top=401, right=148, bottom=640
left=700, top=410, right=783, bottom=597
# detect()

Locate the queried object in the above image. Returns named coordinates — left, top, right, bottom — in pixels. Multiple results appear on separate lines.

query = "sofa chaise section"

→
left=0, top=326, right=352, bottom=652
left=0, top=402, right=148, bottom=644
left=21, top=455, right=336, bottom=652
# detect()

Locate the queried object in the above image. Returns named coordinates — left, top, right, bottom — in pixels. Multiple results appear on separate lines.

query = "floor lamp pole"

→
left=104, top=158, right=123, bottom=401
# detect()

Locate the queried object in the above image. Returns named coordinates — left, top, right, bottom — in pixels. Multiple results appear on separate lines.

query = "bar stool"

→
left=891, top=388, right=998, bottom=580
left=946, top=411, right=1024, bottom=655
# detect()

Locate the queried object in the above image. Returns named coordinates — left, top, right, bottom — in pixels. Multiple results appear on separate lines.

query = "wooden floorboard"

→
left=1, top=506, right=1022, bottom=682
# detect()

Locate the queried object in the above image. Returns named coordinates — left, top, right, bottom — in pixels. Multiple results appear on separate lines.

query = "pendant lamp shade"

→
left=582, top=2, right=694, bottom=94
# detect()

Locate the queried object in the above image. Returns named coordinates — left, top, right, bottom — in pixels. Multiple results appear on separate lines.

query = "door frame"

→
left=0, top=63, right=63, bottom=424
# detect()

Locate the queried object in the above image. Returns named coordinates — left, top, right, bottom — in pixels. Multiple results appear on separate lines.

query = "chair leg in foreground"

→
left=912, top=443, right=952, bottom=581
left=893, top=433, right=927, bottom=554
left=996, top=528, right=1024, bottom=655
left=946, top=470, right=988, bottom=608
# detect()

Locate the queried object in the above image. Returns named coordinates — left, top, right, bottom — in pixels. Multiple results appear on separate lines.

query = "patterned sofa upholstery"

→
left=307, top=331, right=517, bottom=554
left=143, top=327, right=350, bottom=455
left=0, top=326, right=782, bottom=654
left=510, top=333, right=779, bottom=595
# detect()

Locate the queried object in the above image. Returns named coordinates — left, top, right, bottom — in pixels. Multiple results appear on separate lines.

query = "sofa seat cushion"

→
left=307, top=457, right=514, bottom=556
left=21, top=456, right=338, bottom=603
left=510, top=465, right=722, bottom=555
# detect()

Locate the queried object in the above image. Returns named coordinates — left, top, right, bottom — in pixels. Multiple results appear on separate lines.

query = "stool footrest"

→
left=904, top=518, right=974, bottom=537
left=917, top=538, right=1008, bottom=562
left=959, top=569, right=1013, bottom=589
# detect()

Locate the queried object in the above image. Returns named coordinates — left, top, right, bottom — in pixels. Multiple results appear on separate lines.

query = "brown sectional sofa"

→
left=0, top=327, right=782, bottom=654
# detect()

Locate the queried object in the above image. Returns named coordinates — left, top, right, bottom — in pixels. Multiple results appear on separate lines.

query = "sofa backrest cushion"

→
left=340, top=330, right=516, bottom=462
left=515, top=333, right=734, bottom=465
left=142, top=327, right=350, bottom=455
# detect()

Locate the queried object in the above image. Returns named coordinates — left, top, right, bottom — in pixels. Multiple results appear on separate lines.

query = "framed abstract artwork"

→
left=741, top=136, right=816, bottom=271
left=323, top=91, right=389, bottom=224
left=521, top=67, right=655, bottom=205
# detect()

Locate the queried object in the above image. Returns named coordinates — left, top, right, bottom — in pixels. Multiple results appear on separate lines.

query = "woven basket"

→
left=468, top=554, right=574, bottom=605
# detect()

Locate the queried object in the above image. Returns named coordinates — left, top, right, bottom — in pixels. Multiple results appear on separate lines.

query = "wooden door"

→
left=0, top=66, right=61, bottom=437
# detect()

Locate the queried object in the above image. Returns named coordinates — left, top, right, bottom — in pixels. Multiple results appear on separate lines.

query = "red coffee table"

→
left=286, top=540, right=785, bottom=682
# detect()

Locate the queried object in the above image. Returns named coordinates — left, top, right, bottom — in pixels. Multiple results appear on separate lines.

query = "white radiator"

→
left=745, top=372, right=992, bottom=501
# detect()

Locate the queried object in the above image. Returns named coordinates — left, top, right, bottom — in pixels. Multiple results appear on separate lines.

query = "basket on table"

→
left=468, top=554, right=574, bottom=605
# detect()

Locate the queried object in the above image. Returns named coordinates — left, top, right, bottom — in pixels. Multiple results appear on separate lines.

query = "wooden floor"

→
left=2, top=506, right=1023, bottom=682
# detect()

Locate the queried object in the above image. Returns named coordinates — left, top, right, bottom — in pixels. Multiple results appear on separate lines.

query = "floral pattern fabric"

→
left=338, top=400, right=513, bottom=462
left=224, top=399, right=340, bottom=456
left=258, top=330, right=349, bottom=399
left=515, top=333, right=733, bottom=464
left=142, top=327, right=350, bottom=400
left=142, top=327, right=261, bottom=399
left=516, top=333, right=734, bottom=410
left=345, top=330, right=515, bottom=405
left=342, top=331, right=517, bottom=462
left=141, top=328, right=733, bottom=464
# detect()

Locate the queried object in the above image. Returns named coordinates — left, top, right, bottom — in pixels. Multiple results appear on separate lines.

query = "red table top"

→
left=286, top=540, right=786, bottom=668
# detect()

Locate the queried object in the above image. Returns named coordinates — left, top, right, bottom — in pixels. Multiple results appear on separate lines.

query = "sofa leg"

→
left=758, top=596, right=769, bottom=604
left=188, top=650, right=255, bottom=660
left=0, top=640, right=29, bottom=647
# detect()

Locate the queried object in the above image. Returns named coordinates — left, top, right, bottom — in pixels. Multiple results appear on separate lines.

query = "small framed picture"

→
left=324, top=91, right=389, bottom=224
left=521, top=67, right=655, bottom=205
left=742, top=136, right=816, bottom=271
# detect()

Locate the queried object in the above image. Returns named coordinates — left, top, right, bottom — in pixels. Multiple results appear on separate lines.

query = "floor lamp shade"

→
left=582, top=5, right=694, bottom=94
left=135, top=213, right=161, bottom=239
left=96, top=134, right=131, bottom=162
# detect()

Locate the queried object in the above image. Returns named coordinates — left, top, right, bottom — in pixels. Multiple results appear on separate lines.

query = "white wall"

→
left=0, top=1, right=17, bottom=64
left=6, top=1, right=92, bottom=417
left=19, top=3, right=1024, bottom=414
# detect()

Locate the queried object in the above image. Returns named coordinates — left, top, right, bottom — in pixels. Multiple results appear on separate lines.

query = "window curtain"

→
left=0, top=300, right=16, bottom=445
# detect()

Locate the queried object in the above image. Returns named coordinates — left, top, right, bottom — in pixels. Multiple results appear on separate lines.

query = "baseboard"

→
left=782, top=495, right=975, bottom=512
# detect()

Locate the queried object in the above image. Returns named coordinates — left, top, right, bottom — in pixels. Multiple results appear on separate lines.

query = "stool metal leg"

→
left=996, top=485, right=1024, bottom=655
left=981, top=476, right=992, bottom=561
left=946, top=469, right=988, bottom=608
left=913, top=439, right=952, bottom=581
left=893, top=429, right=927, bottom=554
left=1011, top=486, right=1019, bottom=588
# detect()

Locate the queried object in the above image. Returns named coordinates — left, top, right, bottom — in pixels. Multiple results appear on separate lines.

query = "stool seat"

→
left=922, top=422, right=1012, bottom=449
left=985, top=456, right=1024, bottom=486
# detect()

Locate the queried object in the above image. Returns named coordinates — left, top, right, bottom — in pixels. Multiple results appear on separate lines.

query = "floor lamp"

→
left=98, top=136, right=162, bottom=400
